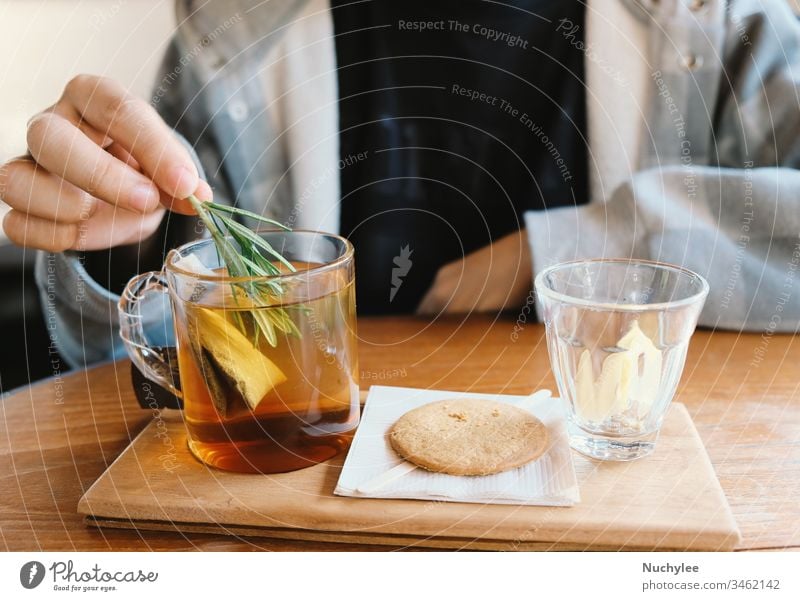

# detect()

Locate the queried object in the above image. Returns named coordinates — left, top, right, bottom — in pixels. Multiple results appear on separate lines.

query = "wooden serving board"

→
left=78, top=402, right=741, bottom=551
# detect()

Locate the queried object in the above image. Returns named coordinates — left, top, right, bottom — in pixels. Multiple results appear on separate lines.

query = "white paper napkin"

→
left=334, top=386, right=580, bottom=506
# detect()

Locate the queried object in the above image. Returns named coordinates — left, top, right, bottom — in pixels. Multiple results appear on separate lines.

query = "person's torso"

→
left=332, top=0, right=590, bottom=313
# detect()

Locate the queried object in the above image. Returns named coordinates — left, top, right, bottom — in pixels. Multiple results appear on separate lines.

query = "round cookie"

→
left=388, top=398, right=549, bottom=476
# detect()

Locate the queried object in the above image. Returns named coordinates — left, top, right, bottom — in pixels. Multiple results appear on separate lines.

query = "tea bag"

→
left=194, top=308, right=287, bottom=413
left=196, top=347, right=233, bottom=417
left=173, top=253, right=215, bottom=302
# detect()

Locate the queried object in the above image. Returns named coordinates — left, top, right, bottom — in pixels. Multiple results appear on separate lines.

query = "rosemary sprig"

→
left=186, top=195, right=300, bottom=346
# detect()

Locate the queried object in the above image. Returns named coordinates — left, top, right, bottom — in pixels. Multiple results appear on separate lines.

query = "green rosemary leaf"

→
left=239, top=257, right=285, bottom=298
left=239, top=255, right=275, bottom=277
left=267, top=308, right=291, bottom=332
left=250, top=250, right=282, bottom=275
left=231, top=309, right=247, bottom=336
left=251, top=308, right=277, bottom=347
left=273, top=308, right=302, bottom=337
left=204, top=202, right=290, bottom=231
left=214, top=213, right=297, bottom=273
left=259, top=283, right=285, bottom=301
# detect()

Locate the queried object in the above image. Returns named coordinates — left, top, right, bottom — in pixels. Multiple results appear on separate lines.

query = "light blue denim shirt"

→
left=38, top=0, right=800, bottom=368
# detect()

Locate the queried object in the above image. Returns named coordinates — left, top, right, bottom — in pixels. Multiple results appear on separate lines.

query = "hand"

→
left=417, top=228, right=533, bottom=315
left=0, top=74, right=211, bottom=252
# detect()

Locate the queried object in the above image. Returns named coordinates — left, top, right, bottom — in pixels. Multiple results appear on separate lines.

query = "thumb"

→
left=161, top=178, right=213, bottom=215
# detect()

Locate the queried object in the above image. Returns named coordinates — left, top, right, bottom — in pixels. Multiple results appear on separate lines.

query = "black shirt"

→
left=333, top=1, right=588, bottom=314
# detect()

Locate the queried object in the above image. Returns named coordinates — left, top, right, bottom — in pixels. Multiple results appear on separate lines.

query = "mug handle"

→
left=118, top=271, right=183, bottom=399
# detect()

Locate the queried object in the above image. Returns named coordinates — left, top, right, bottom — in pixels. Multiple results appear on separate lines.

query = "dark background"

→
left=0, top=249, right=54, bottom=392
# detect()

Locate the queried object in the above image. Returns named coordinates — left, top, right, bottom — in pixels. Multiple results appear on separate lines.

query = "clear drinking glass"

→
left=118, top=231, right=360, bottom=474
left=535, top=259, right=708, bottom=461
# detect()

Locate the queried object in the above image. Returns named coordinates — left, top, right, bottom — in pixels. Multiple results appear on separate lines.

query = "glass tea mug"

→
left=118, top=231, right=360, bottom=473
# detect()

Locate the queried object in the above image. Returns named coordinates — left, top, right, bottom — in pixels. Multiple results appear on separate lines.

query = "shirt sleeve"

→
left=525, top=165, right=800, bottom=332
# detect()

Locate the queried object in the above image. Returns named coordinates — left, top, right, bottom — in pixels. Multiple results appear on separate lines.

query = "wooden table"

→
left=1, top=316, right=798, bottom=551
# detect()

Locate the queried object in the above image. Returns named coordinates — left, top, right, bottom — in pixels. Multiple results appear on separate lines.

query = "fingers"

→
left=105, top=141, right=141, bottom=171
left=62, top=75, right=199, bottom=199
left=71, top=200, right=167, bottom=251
left=417, top=230, right=533, bottom=315
left=415, top=290, right=441, bottom=316
left=2, top=210, right=78, bottom=253
left=50, top=100, right=114, bottom=149
left=103, top=141, right=212, bottom=213
left=27, top=111, right=161, bottom=213
left=0, top=158, right=96, bottom=223
left=416, top=261, right=465, bottom=315
left=170, top=178, right=213, bottom=214
left=1, top=193, right=168, bottom=252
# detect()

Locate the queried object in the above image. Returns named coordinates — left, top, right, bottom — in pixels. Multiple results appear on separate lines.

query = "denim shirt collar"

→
left=173, top=0, right=310, bottom=78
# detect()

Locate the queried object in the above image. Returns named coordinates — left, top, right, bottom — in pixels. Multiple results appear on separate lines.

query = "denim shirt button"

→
left=680, top=53, right=704, bottom=71
left=227, top=100, right=249, bottom=122
left=689, top=0, right=709, bottom=12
